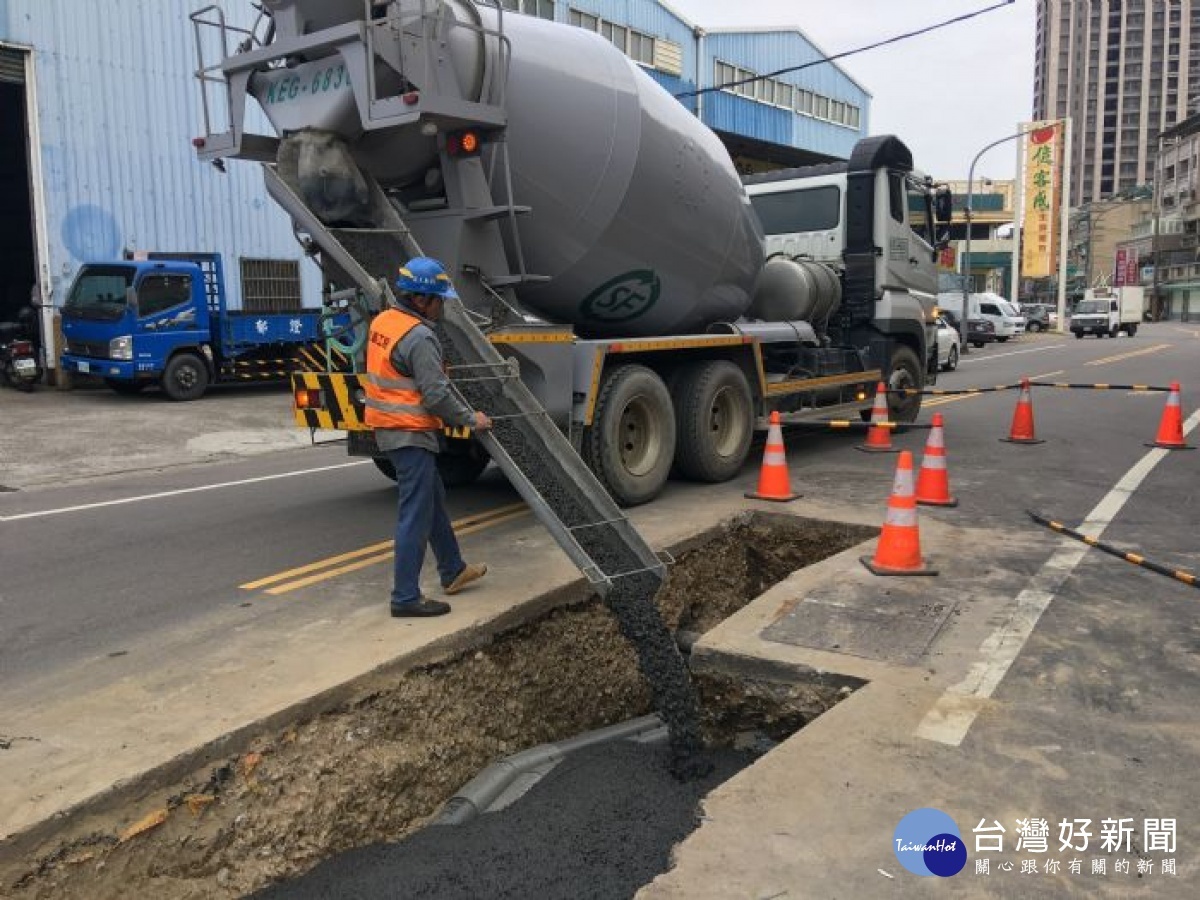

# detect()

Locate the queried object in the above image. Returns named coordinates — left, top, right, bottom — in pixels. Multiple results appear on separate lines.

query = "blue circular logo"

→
left=893, top=808, right=966, bottom=877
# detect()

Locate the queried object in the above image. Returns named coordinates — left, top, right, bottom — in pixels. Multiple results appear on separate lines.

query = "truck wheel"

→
left=437, top=445, right=489, bottom=487
left=1109, top=326, right=1119, bottom=338
left=670, top=360, right=754, bottom=483
left=373, top=457, right=397, bottom=481
left=1073, top=331, right=1083, bottom=339
left=1126, top=323, right=1138, bottom=337
left=161, top=353, right=209, bottom=401
left=105, top=378, right=146, bottom=395
left=1026, top=321, right=1041, bottom=333
left=583, top=364, right=675, bottom=506
left=886, top=346, right=923, bottom=424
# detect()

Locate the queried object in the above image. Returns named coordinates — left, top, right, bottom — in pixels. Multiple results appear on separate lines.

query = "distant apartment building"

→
left=1034, top=0, right=1200, bottom=204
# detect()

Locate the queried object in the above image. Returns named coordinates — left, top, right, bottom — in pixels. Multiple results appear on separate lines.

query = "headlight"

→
left=109, top=335, right=133, bottom=361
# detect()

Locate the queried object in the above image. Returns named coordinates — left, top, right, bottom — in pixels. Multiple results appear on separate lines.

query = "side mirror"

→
left=934, top=187, right=954, bottom=224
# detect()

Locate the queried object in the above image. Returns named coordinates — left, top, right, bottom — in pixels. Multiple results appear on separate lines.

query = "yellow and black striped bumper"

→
left=290, top=372, right=473, bottom=439
left=291, top=372, right=367, bottom=431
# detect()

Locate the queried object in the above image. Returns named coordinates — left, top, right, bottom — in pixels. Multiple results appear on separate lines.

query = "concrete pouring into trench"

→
left=2, top=513, right=875, bottom=900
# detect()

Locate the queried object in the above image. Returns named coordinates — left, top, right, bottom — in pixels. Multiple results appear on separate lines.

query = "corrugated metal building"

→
left=0, top=0, right=324, bottom=372
left=1, top=0, right=870, bottom=373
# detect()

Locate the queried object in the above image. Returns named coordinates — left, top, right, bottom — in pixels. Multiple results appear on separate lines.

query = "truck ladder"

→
left=262, top=164, right=667, bottom=598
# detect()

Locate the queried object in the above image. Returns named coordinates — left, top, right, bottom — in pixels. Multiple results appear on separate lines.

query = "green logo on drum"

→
left=581, top=270, right=660, bottom=323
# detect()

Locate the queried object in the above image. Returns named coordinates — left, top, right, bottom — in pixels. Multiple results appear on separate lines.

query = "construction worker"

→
left=365, top=256, right=492, bottom=617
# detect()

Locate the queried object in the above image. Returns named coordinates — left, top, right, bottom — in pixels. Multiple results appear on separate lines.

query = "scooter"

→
left=0, top=321, right=41, bottom=391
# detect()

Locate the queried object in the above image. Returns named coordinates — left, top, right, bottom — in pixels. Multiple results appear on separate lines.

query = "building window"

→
left=570, top=9, right=654, bottom=68
left=240, top=258, right=303, bottom=313
left=628, top=29, right=654, bottom=66
left=500, top=0, right=554, bottom=19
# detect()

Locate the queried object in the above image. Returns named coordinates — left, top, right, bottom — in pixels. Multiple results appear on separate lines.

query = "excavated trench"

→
left=6, top=514, right=874, bottom=900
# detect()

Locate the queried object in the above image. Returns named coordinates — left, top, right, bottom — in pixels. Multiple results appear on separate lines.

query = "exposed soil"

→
left=2, top=514, right=872, bottom=900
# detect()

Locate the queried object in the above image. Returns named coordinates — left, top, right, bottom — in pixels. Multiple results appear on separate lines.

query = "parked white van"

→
left=936, top=292, right=1021, bottom=341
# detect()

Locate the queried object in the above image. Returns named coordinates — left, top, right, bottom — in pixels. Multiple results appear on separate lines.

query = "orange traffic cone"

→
left=745, top=411, right=800, bottom=501
left=1000, top=377, right=1044, bottom=445
left=916, top=413, right=958, bottom=507
left=1145, top=381, right=1195, bottom=449
left=862, top=450, right=937, bottom=576
left=857, top=382, right=898, bottom=453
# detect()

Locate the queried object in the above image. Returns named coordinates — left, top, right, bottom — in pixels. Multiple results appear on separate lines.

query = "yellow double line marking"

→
left=241, top=502, right=530, bottom=595
left=1085, top=343, right=1170, bottom=366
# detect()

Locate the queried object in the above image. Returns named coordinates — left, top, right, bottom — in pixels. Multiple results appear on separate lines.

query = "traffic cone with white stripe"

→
left=916, top=413, right=958, bottom=507
left=862, top=450, right=938, bottom=576
left=745, top=411, right=800, bottom=501
left=1146, top=381, right=1195, bottom=450
left=857, top=382, right=899, bottom=453
left=1000, top=377, right=1044, bottom=444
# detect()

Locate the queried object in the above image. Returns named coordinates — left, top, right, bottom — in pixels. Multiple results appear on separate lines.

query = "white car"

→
left=935, top=315, right=960, bottom=371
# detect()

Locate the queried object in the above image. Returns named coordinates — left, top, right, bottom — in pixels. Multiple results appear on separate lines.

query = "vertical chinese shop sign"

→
left=1021, top=122, right=1063, bottom=278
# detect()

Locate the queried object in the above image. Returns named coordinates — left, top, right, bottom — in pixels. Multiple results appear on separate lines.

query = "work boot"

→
left=443, top=563, right=487, bottom=596
left=391, top=597, right=451, bottom=618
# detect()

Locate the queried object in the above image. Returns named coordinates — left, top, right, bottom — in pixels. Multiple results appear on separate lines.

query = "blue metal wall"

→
left=556, top=1, right=699, bottom=105
left=0, top=0, right=320, bottom=309
left=703, top=29, right=869, bottom=160
left=551, top=2, right=870, bottom=159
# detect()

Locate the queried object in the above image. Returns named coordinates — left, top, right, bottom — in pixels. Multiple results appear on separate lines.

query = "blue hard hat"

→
left=395, top=257, right=459, bottom=299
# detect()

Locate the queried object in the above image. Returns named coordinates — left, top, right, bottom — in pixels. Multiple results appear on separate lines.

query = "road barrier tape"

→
left=1028, top=510, right=1198, bottom=590
left=892, top=384, right=1019, bottom=396
left=1027, top=382, right=1171, bottom=391
left=893, top=381, right=1175, bottom=397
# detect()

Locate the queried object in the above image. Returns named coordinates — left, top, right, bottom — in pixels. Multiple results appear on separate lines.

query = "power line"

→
left=675, top=1, right=1016, bottom=100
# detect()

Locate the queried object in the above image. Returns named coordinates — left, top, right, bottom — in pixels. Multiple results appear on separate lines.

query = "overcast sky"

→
left=670, top=0, right=1035, bottom=181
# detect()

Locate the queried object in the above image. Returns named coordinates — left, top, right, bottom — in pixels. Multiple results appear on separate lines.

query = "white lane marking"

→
left=0, top=461, right=372, bottom=522
left=916, top=408, right=1200, bottom=747
left=959, top=343, right=1066, bottom=363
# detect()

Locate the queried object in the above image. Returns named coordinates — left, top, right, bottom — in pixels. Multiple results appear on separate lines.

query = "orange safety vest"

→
left=363, top=309, right=444, bottom=432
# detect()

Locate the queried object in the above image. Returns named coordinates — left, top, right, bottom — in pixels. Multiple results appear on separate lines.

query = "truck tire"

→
left=437, top=446, right=490, bottom=487
left=1126, top=323, right=1138, bottom=337
left=583, top=364, right=675, bottom=506
left=1109, top=326, right=1119, bottom=338
left=105, top=378, right=147, bottom=395
left=887, top=345, right=923, bottom=424
left=372, top=450, right=488, bottom=488
left=670, top=360, right=754, bottom=483
left=161, top=353, right=209, bottom=401
left=1026, top=321, right=1042, bottom=333
left=1073, top=331, right=1083, bottom=339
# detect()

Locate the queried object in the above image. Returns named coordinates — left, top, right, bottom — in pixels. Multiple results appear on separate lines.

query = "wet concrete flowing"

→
left=251, top=741, right=749, bottom=900
left=439, top=317, right=706, bottom=767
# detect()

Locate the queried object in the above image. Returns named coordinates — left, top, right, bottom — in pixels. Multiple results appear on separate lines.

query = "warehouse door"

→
left=0, top=46, right=37, bottom=332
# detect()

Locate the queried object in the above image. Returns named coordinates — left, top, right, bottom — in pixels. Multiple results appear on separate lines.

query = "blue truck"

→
left=59, top=252, right=335, bottom=400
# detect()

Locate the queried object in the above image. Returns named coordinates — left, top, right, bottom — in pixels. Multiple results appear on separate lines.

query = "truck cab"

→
left=61, top=258, right=218, bottom=398
left=61, top=253, right=333, bottom=399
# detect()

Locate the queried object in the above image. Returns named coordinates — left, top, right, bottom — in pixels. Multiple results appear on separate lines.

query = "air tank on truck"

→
left=190, top=0, right=951, bottom=506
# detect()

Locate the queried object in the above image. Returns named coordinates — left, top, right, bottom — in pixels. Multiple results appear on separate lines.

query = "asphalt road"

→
left=1, top=324, right=1197, bottom=701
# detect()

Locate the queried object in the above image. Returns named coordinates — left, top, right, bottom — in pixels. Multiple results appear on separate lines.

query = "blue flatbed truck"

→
left=59, top=252, right=335, bottom=400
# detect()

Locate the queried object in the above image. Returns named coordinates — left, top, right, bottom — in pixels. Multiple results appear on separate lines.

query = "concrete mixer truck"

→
left=189, top=0, right=950, bottom=507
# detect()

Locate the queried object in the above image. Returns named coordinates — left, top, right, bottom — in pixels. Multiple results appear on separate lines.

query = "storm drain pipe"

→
left=432, top=714, right=666, bottom=826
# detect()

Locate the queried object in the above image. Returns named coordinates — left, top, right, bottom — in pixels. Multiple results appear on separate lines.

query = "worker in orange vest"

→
left=365, top=257, right=492, bottom=617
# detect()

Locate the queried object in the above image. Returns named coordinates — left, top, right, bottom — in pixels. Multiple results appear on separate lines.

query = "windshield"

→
left=63, top=266, right=135, bottom=322
left=1076, top=300, right=1107, bottom=314
left=1000, top=301, right=1020, bottom=316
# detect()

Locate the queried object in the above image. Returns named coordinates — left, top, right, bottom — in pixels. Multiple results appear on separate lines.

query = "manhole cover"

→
left=763, top=579, right=958, bottom=665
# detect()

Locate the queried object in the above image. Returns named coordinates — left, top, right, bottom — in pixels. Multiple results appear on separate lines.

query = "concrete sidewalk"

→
left=641, top=500, right=1199, bottom=898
